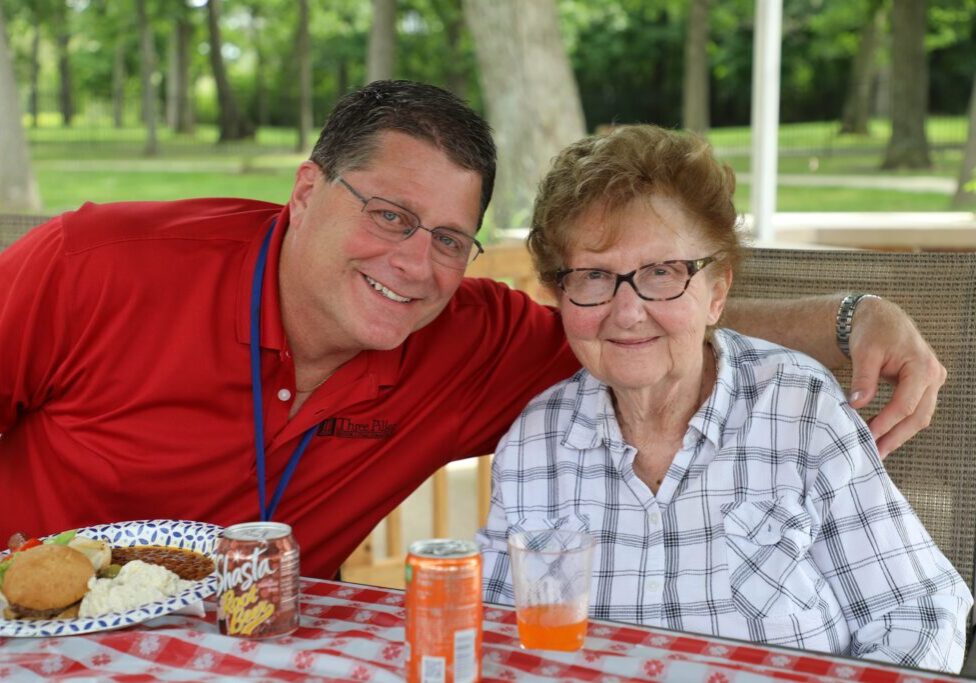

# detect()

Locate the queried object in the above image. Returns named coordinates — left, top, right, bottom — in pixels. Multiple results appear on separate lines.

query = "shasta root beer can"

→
left=405, top=539, right=482, bottom=683
left=215, top=521, right=300, bottom=638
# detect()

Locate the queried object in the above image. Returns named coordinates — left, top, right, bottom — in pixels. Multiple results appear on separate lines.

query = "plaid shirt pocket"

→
left=721, top=498, right=822, bottom=618
left=507, top=513, right=591, bottom=537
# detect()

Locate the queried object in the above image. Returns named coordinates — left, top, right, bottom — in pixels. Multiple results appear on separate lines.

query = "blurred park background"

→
left=1, top=0, right=975, bottom=245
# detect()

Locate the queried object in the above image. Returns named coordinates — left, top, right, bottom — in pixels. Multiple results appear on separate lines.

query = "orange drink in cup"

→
left=508, top=529, right=595, bottom=651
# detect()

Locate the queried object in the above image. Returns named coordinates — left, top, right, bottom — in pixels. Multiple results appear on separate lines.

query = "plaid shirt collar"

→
left=563, top=329, right=739, bottom=456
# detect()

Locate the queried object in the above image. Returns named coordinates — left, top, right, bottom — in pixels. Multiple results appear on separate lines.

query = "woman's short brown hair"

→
left=528, top=125, right=742, bottom=286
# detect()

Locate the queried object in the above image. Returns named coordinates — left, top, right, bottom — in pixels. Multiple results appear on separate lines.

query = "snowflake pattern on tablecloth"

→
left=303, top=606, right=326, bottom=617
left=643, top=660, right=665, bottom=676
left=498, top=670, right=517, bottom=680
left=353, top=610, right=374, bottom=623
left=237, top=640, right=259, bottom=653
left=583, top=651, right=602, bottom=663
left=90, top=653, right=112, bottom=667
left=610, top=642, right=629, bottom=652
left=768, top=654, right=793, bottom=668
left=707, top=673, right=729, bottom=683
left=293, top=651, right=316, bottom=670
left=137, top=634, right=163, bottom=656
left=484, top=609, right=508, bottom=621
left=379, top=595, right=402, bottom=606
left=648, top=635, right=671, bottom=647
left=335, top=588, right=358, bottom=599
left=191, top=652, right=216, bottom=670
left=381, top=643, right=404, bottom=661
left=350, top=664, right=373, bottom=681
left=832, top=665, right=858, bottom=679
left=498, top=625, right=517, bottom=637
left=40, top=657, right=67, bottom=675
left=591, top=626, right=614, bottom=637
left=705, top=645, right=731, bottom=657
left=486, top=651, right=504, bottom=663
left=540, top=665, right=562, bottom=676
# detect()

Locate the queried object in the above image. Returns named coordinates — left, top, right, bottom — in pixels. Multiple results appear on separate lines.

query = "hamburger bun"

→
left=3, top=544, right=94, bottom=614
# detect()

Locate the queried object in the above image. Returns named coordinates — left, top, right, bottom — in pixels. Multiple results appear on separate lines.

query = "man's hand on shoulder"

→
left=846, top=297, right=946, bottom=459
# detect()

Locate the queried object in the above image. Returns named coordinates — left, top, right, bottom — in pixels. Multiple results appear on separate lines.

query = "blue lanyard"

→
left=250, top=220, right=319, bottom=522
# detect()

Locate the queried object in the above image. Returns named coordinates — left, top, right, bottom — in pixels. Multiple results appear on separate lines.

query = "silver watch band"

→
left=836, top=293, right=880, bottom=359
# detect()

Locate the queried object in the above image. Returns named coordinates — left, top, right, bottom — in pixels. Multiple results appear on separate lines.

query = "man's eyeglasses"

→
left=339, top=178, right=483, bottom=269
left=555, top=256, right=717, bottom=307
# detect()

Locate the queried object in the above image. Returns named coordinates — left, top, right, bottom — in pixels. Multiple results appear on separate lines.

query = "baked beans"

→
left=111, top=545, right=215, bottom=581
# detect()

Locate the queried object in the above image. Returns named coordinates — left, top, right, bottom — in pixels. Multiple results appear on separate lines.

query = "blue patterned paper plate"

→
left=0, top=519, right=222, bottom=637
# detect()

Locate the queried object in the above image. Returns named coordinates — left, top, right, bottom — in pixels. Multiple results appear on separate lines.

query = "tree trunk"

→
left=367, top=0, right=396, bottom=83
left=136, top=0, right=158, bottom=156
left=112, top=34, right=127, bottom=128
left=296, top=0, right=312, bottom=152
left=166, top=27, right=178, bottom=128
left=249, top=5, right=269, bottom=128
left=882, top=0, right=930, bottom=169
left=53, top=2, right=74, bottom=127
left=175, top=15, right=193, bottom=133
left=0, top=5, right=42, bottom=211
left=166, top=15, right=193, bottom=133
left=29, top=22, right=40, bottom=128
left=207, top=0, right=251, bottom=141
left=433, top=0, right=466, bottom=97
left=682, top=0, right=709, bottom=133
left=952, top=72, right=976, bottom=208
left=840, top=0, right=884, bottom=135
left=463, top=0, right=586, bottom=231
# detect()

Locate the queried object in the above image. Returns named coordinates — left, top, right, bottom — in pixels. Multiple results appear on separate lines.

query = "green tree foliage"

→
left=6, top=0, right=974, bottom=137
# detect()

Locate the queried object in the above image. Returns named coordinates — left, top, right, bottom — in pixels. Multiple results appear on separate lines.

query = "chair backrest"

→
left=731, top=248, right=976, bottom=595
left=0, top=213, right=54, bottom=251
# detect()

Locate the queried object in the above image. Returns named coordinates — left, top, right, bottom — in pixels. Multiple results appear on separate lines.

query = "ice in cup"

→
left=507, top=529, right=595, bottom=651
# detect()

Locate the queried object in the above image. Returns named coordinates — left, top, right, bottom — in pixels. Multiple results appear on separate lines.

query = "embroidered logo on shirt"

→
left=318, top=417, right=396, bottom=439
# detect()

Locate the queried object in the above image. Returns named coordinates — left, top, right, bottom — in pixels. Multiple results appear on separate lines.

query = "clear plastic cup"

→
left=507, top=529, right=595, bottom=651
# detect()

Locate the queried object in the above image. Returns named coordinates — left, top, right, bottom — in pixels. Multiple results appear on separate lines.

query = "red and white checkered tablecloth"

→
left=0, top=578, right=965, bottom=682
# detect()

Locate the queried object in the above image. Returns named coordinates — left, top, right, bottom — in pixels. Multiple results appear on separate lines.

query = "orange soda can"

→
left=405, top=539, right=482, bottom=683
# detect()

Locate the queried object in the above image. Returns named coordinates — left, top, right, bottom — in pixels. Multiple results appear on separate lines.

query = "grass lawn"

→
left=26, top=118, right=968, bottom=224
left=36, top=167, right=298, bottom=212
left=735, top=185, right=955, bottom=213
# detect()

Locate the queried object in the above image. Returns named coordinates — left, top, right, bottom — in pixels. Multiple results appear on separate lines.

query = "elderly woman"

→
left=477, top=125, right=972, bottom=672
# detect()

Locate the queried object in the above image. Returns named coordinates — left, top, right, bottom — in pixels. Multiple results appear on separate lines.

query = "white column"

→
left=750, top=0, right=783, bottom=243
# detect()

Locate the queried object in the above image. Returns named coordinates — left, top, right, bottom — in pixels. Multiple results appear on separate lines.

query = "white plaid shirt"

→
left=478, top=329, right=972, bottom=672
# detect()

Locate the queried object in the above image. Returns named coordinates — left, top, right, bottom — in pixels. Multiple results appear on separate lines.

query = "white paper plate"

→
left=0, top=519, right=222, bottom=637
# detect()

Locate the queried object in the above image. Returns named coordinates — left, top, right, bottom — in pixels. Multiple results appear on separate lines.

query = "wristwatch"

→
left=836, top=293, right=881, bottom=359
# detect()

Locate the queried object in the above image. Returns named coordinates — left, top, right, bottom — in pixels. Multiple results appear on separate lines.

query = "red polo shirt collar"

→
left=234, top=205, right=401, bottom=401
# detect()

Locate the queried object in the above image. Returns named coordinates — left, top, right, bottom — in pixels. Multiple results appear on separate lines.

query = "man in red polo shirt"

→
left=0, top=81, right=945, bottom=579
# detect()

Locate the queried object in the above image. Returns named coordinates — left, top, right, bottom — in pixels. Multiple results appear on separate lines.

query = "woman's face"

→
left=558, top=195, right=731, bottom=394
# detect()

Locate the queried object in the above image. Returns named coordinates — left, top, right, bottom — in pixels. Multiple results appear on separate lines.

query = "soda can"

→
left=405, top=539, right=482, bottom=683
left=214, top=521, right=300, bottom=638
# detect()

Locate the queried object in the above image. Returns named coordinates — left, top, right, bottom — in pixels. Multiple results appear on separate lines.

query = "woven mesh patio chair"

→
left=0, top=212, right=53, bottom=250
left=733, top=247, right=976, bottom=670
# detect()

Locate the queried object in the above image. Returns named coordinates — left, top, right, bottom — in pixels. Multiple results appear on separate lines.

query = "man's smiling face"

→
left=281, top=131, right=484, bottom=360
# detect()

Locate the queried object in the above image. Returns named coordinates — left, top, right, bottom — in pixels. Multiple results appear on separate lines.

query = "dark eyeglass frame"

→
left=338, top=177, right=484, bottom=269
left=555, top=255, right=718, bottom=307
